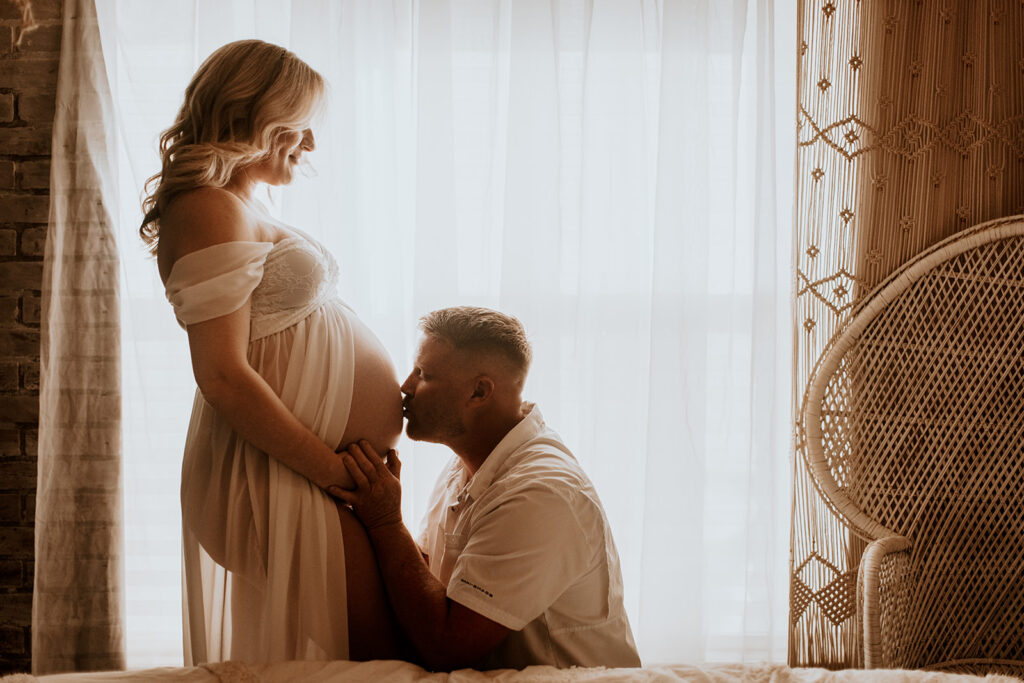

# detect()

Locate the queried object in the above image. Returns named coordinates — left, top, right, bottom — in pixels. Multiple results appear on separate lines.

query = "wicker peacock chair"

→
left=801, top=215, right=1024, bottom=675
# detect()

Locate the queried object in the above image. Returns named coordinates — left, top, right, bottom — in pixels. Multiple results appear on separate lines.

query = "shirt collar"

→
left=457, top=402, right=543, bottom=504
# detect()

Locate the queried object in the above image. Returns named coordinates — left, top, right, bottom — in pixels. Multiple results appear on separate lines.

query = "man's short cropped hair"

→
left=420, top=306, right=533, bottom=378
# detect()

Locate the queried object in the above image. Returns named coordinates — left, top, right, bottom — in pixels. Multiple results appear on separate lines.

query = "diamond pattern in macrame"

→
left=799, top=112, right=871, bottom=159
left=798, top=268, right=861, bottom=316
left=817, top=571, right=858, bottom=624
left=799, top=110, right=1024, bottom=161
left=792, top=552, right=858, bottom=625
left=791, top=576, right=814, bottom=624
left=796, top=551, right=843, bottom=586
left=880, top=115, right=933, bottom=159
left=941, top=111, right=988, bottom=155
left=995, top=116, right=1024, bottom=156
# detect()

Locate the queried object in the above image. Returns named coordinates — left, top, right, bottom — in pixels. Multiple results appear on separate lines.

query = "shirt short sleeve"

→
left=164, top=241, right=275, bottom=327
left=446, top=485, right=592, bottom=630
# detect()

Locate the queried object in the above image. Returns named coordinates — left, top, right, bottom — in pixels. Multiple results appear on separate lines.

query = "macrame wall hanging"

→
left=791, top=0, right=1023, bottom=667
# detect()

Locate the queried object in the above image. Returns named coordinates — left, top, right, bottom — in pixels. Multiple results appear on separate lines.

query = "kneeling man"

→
left=335, top=306, right=640, bottom=671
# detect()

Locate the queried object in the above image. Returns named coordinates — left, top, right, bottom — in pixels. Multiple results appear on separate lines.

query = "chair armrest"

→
left=858, top=535, right=911, bottom=668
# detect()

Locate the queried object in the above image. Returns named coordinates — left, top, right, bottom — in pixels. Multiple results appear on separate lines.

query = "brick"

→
left=17, top=92, right=55, bottom=122
left=22, top=429, right=35, bottom=456
left=0, top=161, right=13, bottom=189
left=0, top=461, right=35, bottom=490
left=23, top=494, right=32, bottom=523
left=0, top=262, right=43, bottom=291
left=0, top=626, right=24, bottom=654
left=27, top=0, right=61, bottom=20
left=19, top=294, right=38, bottom=324
left=18, top=227, right=43, bottom=256
left=0, top=396, right=37, bottom=424
left=0, top=329, right=40, bottom=357
left=0, top=92, right=12, bottom=122
left=0, top=560, right=21, bottom=585
left=17, top=228, right=43, bottom=258
left=0, top=331, right=39, bottom=360
left=0, top=527, right=33, bottom=558
left=30, top=426, right=111, bottom=457
left=0, top=592, right=32, bottom=625
left=0, top=363, right=16, bottom=391
left=0, top=26, right=12, bottom=55
left=0, top=493, right=19, bottom=521
left=52, top=393, right=119, bottom=422
left=17, top=159, right=49, bottom=189
left=0, top=125, right=52, bottom=155
left=0, top=195, right=48, bottom=223
left=0, top=424, right=18, bottom=455
left=0, top=297, right=14, bottom=323
left=15, top=23, right=60, bottom=53
left=0, top=230, right=14, bottom=256
left=0, top=56, right=59, bottom=89
left=19, top=362, right=36, bottom=390
left=0, top=1, right=23, bottom=20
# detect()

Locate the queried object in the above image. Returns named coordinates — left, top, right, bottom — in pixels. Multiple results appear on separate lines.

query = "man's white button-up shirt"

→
left=418, top=403, right=641, bottom=670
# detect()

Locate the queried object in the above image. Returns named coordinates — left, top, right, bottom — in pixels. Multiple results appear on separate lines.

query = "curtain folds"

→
left=88, top=0, right=794, bottom=668
left=34, top=0, right=123, bottom=674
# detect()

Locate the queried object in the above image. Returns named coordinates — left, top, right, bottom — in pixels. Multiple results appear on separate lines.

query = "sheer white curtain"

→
left=34, top=0, right=123, bottom=673
left=96, top=0, right=794, bottom=667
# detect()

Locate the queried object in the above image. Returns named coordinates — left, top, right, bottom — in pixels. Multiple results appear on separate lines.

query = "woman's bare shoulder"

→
left=162, top=187, right=257, bottom=246
left=158, top=187, right=259, bottom=280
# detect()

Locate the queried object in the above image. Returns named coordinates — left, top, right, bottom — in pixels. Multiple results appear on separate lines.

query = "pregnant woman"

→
left=139, top=40, right=405, bottom=663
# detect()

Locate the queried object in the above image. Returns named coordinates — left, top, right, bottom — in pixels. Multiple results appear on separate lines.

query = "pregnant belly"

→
left=337, top=315, right=404, bottom=455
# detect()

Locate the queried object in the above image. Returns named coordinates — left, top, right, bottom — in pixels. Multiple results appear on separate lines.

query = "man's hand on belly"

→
left=330, top=440, right=403, bottom=530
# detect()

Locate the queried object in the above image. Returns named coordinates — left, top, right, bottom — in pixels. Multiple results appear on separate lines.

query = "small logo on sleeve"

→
left=460, top=578, right=493, bottom=598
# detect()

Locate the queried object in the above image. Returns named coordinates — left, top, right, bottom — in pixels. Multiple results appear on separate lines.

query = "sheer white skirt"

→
left=180, top=300, right=355, bottom=664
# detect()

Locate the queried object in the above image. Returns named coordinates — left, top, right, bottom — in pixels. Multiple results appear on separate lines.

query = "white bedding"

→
left=4, top=660, right=1020, bottom=683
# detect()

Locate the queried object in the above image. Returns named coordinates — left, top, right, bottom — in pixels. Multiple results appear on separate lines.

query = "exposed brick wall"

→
left=0, top=0, right=62, bottom=674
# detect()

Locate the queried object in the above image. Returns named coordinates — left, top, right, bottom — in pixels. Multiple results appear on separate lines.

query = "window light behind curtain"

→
left=96, top=0, right=795, bottom=667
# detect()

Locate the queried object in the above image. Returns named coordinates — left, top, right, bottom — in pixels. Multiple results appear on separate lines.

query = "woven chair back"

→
left=802, top=215, right=1024, bottom=669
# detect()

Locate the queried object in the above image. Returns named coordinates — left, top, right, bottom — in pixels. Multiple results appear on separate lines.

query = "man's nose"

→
left=400, top=374, right=415, bottom=395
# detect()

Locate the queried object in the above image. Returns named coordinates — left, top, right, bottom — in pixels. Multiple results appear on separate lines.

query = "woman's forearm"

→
left=199, top=365, right=354, bottom=491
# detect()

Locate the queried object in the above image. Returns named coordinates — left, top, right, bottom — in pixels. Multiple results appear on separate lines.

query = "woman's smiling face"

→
left=251, top=126, right=316, bottom=186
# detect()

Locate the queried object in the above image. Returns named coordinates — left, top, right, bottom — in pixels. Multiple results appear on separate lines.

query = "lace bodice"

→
left=164, top=229, right=344, bottom=341
left=250, top=232, right=341, bottom=339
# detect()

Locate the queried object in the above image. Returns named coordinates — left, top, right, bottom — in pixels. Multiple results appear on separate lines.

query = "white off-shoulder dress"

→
left=164, top=229, right=363, bottom=664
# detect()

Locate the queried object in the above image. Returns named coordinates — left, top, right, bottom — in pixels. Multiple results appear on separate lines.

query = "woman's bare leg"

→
left=336, top=502, right=413, bottom=661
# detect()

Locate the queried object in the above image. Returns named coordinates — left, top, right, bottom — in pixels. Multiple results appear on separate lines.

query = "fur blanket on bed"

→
left=4, top=660, right=1021, bottom=682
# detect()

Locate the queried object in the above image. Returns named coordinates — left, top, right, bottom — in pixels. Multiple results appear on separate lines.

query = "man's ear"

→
left=469, top=376, right=495, bottom=403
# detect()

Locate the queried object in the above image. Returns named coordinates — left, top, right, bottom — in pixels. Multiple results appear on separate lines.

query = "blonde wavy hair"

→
left=140, top=39, right=325, bottom=254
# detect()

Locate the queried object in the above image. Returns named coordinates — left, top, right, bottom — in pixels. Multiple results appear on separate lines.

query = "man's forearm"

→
left=366, top=521, right=452, bottom=666
left=337, top=444, right=510, bottom=669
